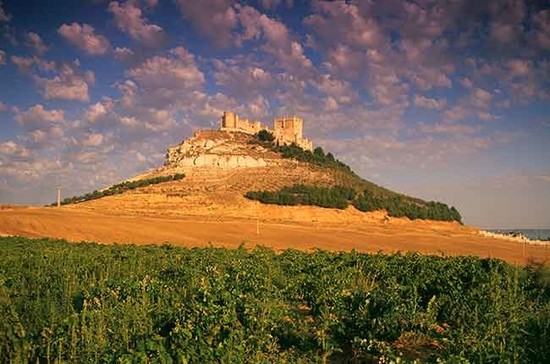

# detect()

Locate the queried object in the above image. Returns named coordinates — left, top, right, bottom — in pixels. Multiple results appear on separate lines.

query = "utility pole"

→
left=56, top=185, right=61, bottom=207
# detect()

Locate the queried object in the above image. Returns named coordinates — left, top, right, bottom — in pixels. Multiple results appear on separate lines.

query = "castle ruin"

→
left=220, top=111, right=313, bottom=151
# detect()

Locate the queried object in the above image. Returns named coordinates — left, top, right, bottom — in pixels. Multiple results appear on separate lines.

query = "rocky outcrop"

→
left=177, top=154, right=267, bottom=168
left=165, top=130, right=271, bottom=169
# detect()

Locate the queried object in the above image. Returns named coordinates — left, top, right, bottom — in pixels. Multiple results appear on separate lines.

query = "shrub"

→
left=52, top=173, right=185, bottom=206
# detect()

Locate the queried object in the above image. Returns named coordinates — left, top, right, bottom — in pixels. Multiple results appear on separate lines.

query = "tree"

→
left=313, top=147, right=325, bottom=158
left=257, top=129, right=275, bottom=142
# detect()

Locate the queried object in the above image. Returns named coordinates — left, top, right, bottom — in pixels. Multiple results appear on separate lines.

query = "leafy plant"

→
left=1, top=237, right=547, bottom=363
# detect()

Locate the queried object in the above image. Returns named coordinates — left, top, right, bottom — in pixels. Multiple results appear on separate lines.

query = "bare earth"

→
left=1, top=204, right=548, bottom=265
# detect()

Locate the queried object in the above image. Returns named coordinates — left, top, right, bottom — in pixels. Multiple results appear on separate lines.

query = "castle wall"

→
left=220, top=111, right=313, bottom=151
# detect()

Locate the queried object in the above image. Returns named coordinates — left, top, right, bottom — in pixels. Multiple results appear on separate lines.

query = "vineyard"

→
left=1, top=237, right=549, bottom=363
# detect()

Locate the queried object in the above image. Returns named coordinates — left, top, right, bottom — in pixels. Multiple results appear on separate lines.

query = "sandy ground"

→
left=0, top=205, right=548, bottom=265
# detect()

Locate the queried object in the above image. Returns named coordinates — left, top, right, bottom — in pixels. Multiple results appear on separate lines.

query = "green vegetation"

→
left=353, top=191, right=462, bottom=222
left=245, top=184, right=355, bottom=209
left=250, top=135, right=462, bottom=223
left=246, top=184, right=462, bottom=222
left=257, top=129, right=275, bottom=142
left=52, top=173, right=185, bottom=206
left=1, top=237, right=548, bottom=363
left=252, top=132, right=353, bottom=172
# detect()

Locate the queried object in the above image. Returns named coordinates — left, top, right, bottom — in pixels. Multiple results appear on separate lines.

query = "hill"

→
left=58, top=128, right=461, bottom=223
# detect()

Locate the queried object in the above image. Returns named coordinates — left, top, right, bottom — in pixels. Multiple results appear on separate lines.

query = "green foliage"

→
left=246, top=185, right=462, bottom=223
left=245, top=184, right=355, bottom=209
left=353, top=191, right=462, bottom=222
left=275, top=143, right=353, bottom=173
left=53, top=173, right=185, bottom=206
left=0, top=237, right=548, bottom=363
left=257, top=129, right=275, bottom=142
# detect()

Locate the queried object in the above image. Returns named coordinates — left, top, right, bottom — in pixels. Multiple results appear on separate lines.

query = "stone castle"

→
left=220, top=111, right=313, bottom=151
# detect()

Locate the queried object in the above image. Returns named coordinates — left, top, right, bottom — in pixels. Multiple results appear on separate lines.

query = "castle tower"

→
left=221, top=111, right=237, bottom=129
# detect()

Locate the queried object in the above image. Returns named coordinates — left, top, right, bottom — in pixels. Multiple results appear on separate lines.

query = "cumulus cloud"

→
left=58, top=23, right=111, bottom=55
left=176, top=0, right=237, bottom=47
left=212, top=58, right=272, bottom=97
left=413, top=95, right=447, bottom=110
left=36, top=63, right=94, bottom=102
left=477, top=111, right=499, bottom=121
left=126, top=46, right=204, bottom=90
left=81, top=132, right=104, bottom=147
left=0, top=1, right=11, bottom=22
left=489, top=0, right=525, bottom=44
left=114, top=47, right=134, bottom=60
left=531, top=10, right=550, bottom=49
left=235, top=4, right=312, bottom=74
left=471, top=88, right=493, bottom=109
left=419, top=122, right=479, bottom=135
left=443, top=105, right=469, bottom=123
left=507, top=59, right=531, bottom=78
left=369, top=71, right=409, bottom=107
left=84, top=100, right=113, bottom=122
left=109, top=0, right=165, bottom=47
left=0, top=140, right=29, bottom=157
left=11, top=55, right=36, bottom=73
left=26, top=32, right=48, bottom=54
left=304, top=1, right=384, bottom=49
left=15, top=104, right=65, bottom=130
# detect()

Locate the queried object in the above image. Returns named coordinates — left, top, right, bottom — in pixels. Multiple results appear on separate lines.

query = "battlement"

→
left=220, top=111, right=313, bottom=151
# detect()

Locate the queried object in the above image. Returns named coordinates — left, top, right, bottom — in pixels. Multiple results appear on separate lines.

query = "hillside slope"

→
left=62, top=129, right=460, bottom=222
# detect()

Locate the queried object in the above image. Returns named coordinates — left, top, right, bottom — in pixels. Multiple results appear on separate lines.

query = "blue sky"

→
left=0, top=0, right=549, bottom=228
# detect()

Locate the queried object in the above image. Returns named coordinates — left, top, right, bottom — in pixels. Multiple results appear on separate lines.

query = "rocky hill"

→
left=64, top=129, right=460, bottom=224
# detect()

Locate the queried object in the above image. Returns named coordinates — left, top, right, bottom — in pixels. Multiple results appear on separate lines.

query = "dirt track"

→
left=1, top=206, right=548, bottom=265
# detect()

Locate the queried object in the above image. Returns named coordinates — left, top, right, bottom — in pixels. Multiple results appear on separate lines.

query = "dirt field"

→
left=1, top=205, right=548, bottom=265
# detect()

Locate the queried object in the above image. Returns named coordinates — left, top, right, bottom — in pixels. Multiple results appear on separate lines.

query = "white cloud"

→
left=413, top=95, right=447, bottom=110
left=477, top=111, right=499, bottom=121
left=471, top=88, right=492, bottom=109
left=0, top=140, right=29, bottom=157
left=81, top=133, right=104, bottom=147
left=114, top=47, right=134, bottom=60
left=15, top=104, right=65, bottom=130
left=419, top=122, right=479, bottom=135
left=37, top=63, right=93, bottom=102
left=84, top=101, right=113, bottom=122
left=176, top=0, right=237, bottom=47
left=58, top=23, right=111, bottom=55
left=443, top=105, right=469, bottom=123
left=126, top=46, right=204, bottom=90
left=238, top=5, right=313, bottom=74
left=531, top=10, right=550, bottom=49
left=109, top=0, right=165, bottom=47
left=507, top=59, right=531, bottom=77
left=10, top=55, right=35, bottom=73
left=25, top=32, right=48, bottom=54
left=304, top=2, right=384, bottom=49
left=0, top=1, right=11, bottom=22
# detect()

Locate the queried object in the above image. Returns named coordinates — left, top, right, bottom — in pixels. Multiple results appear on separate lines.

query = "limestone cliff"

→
left=164, top=130, right=276, bottom=169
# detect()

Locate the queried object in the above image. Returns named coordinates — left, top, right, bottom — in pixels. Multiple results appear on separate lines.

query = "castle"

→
left=220, top=111, right=313, bottom=151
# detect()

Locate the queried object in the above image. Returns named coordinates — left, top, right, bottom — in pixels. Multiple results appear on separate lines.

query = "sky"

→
left=0, top=0, right=548, bottom=229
